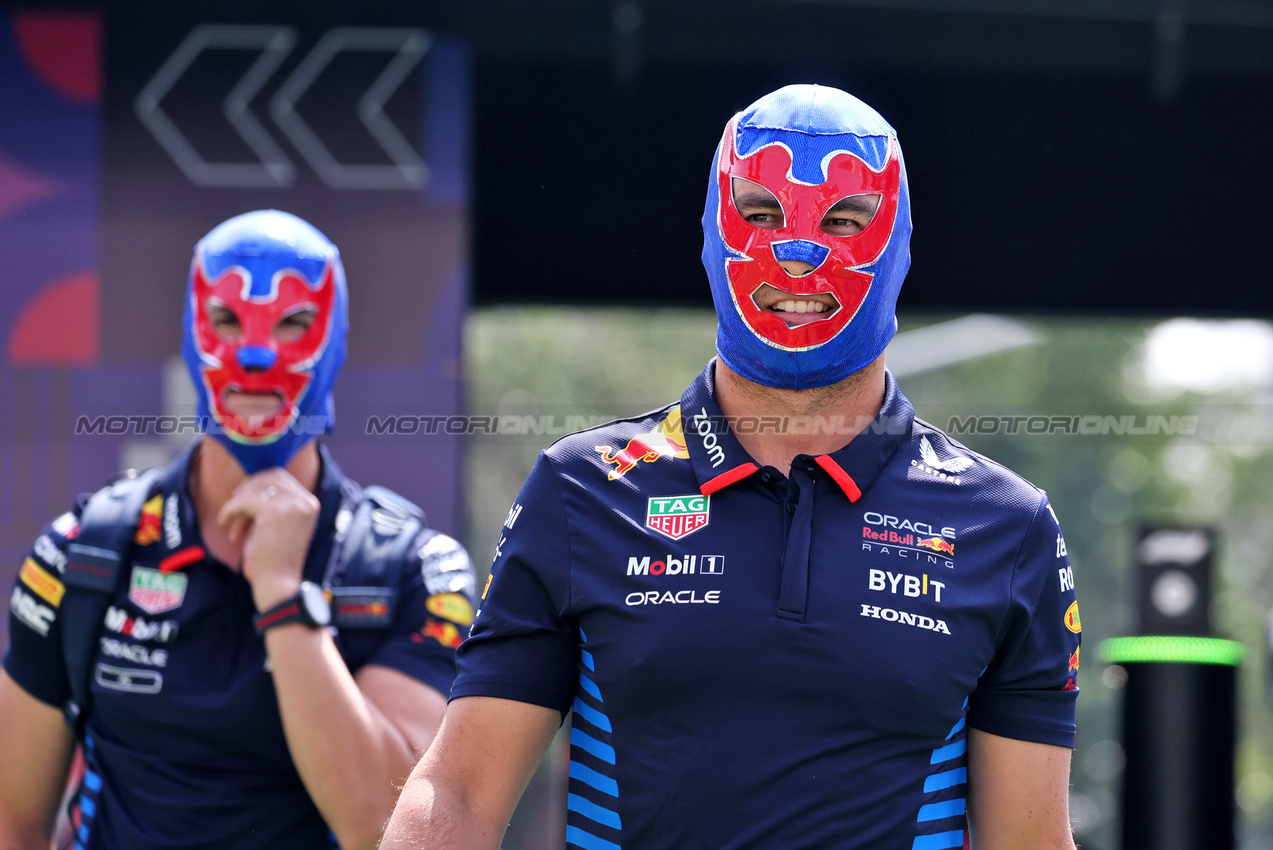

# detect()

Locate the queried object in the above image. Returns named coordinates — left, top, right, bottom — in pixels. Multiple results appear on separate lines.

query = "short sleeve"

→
left=4, top=509, right=82, bottom=708
left=450, top=453, right=577, bottom=715
left=356, top=530, right=478, bottom=700
left=967, top=494, right=1080, bottom=748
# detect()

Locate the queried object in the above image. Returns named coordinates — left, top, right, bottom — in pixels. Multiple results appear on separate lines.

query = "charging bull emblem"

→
left=596, top=407, right=690, bottom=481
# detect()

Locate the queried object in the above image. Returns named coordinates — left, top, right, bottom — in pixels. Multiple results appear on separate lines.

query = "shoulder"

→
left=909, top=417, right=1049, bottom=523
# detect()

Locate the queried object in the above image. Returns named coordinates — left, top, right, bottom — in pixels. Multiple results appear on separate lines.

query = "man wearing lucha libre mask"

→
left=0, top=211, right=476, bottom=850
left=384, top=86, right=1080, bottom=849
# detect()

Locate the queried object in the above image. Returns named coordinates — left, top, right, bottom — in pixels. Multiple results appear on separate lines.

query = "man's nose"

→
left=777, top=260, right=816, bottom=277
left=237, top=346, right=277, bottom=370
left=772, top=240, right=828, bottom=277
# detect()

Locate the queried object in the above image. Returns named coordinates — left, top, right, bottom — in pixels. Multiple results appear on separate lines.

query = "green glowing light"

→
left=1099, top=636, right=1245, bottom=667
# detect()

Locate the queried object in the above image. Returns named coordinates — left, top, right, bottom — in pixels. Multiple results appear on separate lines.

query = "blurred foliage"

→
left=466, top=307, right=1273, bottom=850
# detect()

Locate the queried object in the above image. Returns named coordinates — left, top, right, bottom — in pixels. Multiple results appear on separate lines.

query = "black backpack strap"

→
left=61, top=468, right=164, bottom=736
left=327, top=485, right=425, bottom=630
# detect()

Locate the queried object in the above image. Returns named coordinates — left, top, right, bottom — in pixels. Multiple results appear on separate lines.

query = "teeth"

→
left=773, top=299, right=830, bottom=314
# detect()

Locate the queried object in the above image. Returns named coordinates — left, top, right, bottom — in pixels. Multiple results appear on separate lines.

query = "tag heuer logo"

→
left=646, top=495, right=710, bottom=541
left=128, top=567, right=188, bottom=615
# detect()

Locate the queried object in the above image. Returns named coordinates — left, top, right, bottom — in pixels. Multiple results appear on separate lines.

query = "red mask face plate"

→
left=717, top=124, right=902, bottom=351
left=191, top=262, right=337, bottom=441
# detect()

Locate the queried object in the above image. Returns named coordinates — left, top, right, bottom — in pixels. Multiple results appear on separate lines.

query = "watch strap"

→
left=254, top=592, right=310, bottom=634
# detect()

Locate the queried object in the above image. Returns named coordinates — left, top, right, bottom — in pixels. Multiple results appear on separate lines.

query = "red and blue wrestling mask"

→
left=702, top=84, right=912, bottom=389
left=182, top=210, right=348, bottom=473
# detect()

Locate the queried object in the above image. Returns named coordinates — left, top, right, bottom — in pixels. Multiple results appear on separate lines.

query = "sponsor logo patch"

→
left=33, top=535, right=68, bottom=573
left=595, top=407, right=690, bottom=481
left=1059, top=565, right=1075, bottom=593
left=99, top=637, right=168, bottom=667
left=163, top=493, right=182, bottom=549
left=624, top=589, right=720, bottom=606
left=134, top=495, right=164, bottom=545
left=128, top=567, right=188, bottom=615
left=104, top=606, right=179, bottom=642
left=626, top=554, right=723, bottom=576
left=911, top=435, right=973, bottom=485
left=426, top=592, right=475, bottom=626
left=413, top=620, right=462, bottom=648
left=646, top=495, right=710, bottom=541
left=1068, top=646, right=1081, bottom=673
left=1064, top=601, right=1082, bottom=633
left=95, top=664, right=163, bottom=694
left=859, top=603, right=952, bottom=635
left=481, top=574, right=492, bottom=600
left=19, top=557, right=65, bottom=607
left=10, top=587, right=55, bottom=636
left=868, top=569, right=946, bottom=602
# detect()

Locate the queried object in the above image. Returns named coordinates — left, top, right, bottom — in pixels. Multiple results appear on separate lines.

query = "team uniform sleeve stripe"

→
left=922, top=768, right=967, bottom=793
left=944, top=716, right=965, bottom=740
left=580, top=650, right=596, bottom=672
left=570, top=727, right=616, bottom=764
left=917, top=798, right=965, bottom=822
left=569, top=760, right=619, bottom=797
left=567, top=793, right=622, bottom=829
left=578, top=673, right=603, bottom=702
left=565, top=825, right=621, bottom=850
left=929, top=738, right=966, bottom=765
left=911, top=830, right=966, bottom=850
left=572, top=697, right=613, bottom=732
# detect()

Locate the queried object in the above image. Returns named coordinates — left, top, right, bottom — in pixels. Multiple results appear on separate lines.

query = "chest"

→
left=88, top=558, right=292, bottom=763
left=563, top=475, right=1016, bottom=739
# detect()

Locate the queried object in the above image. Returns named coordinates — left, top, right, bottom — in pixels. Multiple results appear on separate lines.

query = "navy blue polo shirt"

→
left=5, top=442, right=476, bottom=849
left=454, top=363, right=1080, bottom=850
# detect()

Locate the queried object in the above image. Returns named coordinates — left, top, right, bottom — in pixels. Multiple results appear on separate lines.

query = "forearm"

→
left=265, top=624, right=417, bottom=850
left=0, top=821, right=54, bottom=850
left=380, top=757, right=506, bottom=850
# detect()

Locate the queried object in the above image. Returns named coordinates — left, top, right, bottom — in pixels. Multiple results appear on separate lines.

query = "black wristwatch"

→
left=253, top=581, right=331, bottom=634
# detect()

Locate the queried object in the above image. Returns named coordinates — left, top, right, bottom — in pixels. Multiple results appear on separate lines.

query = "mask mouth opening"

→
left=222, top=387, right=286, bottom=421
left=750, top=282, right=842, bottom=326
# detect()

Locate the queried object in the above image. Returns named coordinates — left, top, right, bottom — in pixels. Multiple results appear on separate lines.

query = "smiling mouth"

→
left=750, top=283, right=841, bottom=326
left=223, top=389, right=285, bottom=419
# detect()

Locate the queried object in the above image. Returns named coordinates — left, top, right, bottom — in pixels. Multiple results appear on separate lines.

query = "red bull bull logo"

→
left=596, top=407, right=690, bottom=481
left=916, top=536, right=955, bottom=556
left=1068, top=646, right=1080, bottom=673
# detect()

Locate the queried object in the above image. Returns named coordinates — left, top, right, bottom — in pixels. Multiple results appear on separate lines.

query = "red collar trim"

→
left=159, top=545, right=206, bottom=573
left=815, top=455, right=862, bottom=502
left=700, top=462, right=760, bottom=495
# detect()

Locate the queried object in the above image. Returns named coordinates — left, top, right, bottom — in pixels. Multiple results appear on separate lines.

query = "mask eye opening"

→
left=819, top=193, right=882, bottom=237
left=206, top=299, right=242, bottom=341
left=731, top=177, right=785, bottom=231
left=274, top=304, right=318, bottom=344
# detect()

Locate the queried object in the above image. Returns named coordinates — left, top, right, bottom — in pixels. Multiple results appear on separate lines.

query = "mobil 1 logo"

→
left=627, top=554, right=724, bottom=576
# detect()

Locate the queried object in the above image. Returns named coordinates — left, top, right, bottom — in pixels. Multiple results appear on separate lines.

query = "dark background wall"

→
left=31, top=0, right=1273, bottom=316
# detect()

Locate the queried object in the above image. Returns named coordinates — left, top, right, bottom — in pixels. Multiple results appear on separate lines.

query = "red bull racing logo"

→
left=596, top=407, right=690, bottom=481
left=1068, top=646, right=1080, bottom=673
left=861, top=512, right=957, bottom=567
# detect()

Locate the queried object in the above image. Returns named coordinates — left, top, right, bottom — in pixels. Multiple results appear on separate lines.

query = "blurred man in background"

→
left=0, top=210, right=476, bottom=850
left=383, top=85, right=1079, bottom=849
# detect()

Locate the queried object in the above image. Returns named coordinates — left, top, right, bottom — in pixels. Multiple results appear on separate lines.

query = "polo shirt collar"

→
left=157, top=440, right=348, bottom=574
left=680, top=361, right=915, bottom=503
